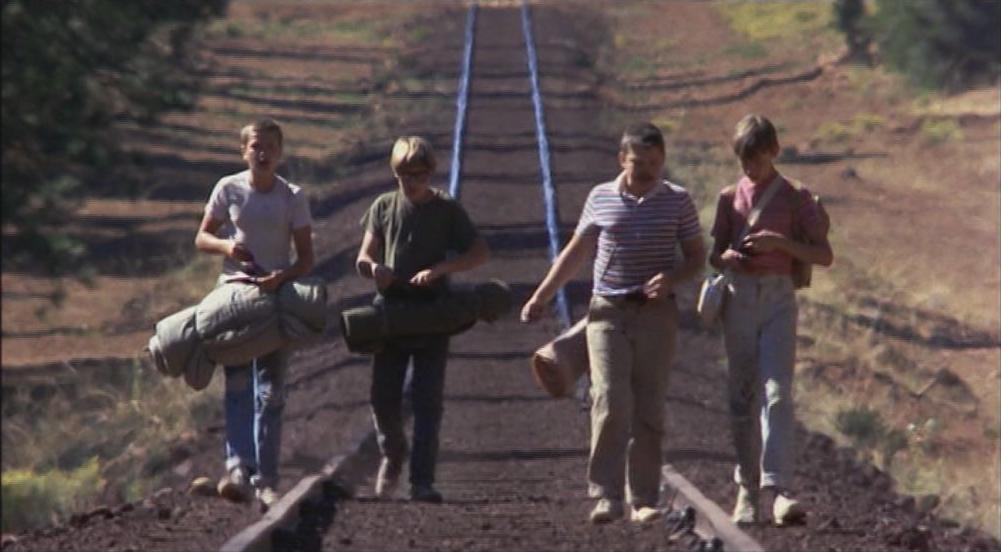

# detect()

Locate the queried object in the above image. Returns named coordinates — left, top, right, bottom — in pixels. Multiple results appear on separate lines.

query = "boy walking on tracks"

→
left=195, top=118, right=315, bottom=510
left=522, top=123, right=706, bottom=524
left=709, top=114, right=832, bottom=526
left=356, top=136, right=489, bottom=503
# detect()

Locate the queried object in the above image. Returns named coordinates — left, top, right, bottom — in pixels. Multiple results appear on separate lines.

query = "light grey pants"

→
left=586, top=295, right=678, bottom=507
left=722, top=273, right=797, bottom=491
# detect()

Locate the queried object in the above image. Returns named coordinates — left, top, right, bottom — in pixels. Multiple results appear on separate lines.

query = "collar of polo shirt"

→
left=615, top=171, right=664, bottom=202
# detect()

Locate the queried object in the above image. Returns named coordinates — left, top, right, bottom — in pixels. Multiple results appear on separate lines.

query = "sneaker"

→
left=630, top=506, right=664, bottom=524
left=589, top=498, right=624, bottom=524
left=731, top=485, right=759, bottom=525
left=772, top=490, right=806, bottom=526
left=409, top=484, right=443, bottom=504
left=374, top=457, right=402, bottom=499
left=256, top=486, right=280, bottom=513
left=217, top=467, right=252, bottom=503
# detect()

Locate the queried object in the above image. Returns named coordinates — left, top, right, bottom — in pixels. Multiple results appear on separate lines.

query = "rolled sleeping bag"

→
left=148, top=305, right=200, bottom=378
left=196, top=282, right=276, bottom=340
left=202, top=318, right=285, bottom=366
left=340, top=279, right=512, bottom=353
left=183, top=346, right=216, bottom=391
left=531, top=316, right=589, bottom=398
left=278, top=276, right=328, bottom=342
left=196, top=277, right=328, bottom=365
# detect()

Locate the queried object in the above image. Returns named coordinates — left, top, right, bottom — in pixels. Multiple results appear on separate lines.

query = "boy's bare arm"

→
left=521, top=232, right=596, bottom=322
left=742, top=230, right=833, bottom=267
left=645, top=235, right=706, bottom=300
left=410, top=237, right=490, bottom=286
left=708, top=237, right=747, bottom=272
left=195, top=212, right=251, bottom=261
left=356, top=230, right=394, bottom=289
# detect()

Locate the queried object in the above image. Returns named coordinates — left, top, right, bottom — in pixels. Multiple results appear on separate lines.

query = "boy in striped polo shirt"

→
left=522, top=123, right=705, bottom=524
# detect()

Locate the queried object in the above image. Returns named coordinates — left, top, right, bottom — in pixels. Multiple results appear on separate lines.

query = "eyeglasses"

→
left=395, top=170, right=431, bottom=179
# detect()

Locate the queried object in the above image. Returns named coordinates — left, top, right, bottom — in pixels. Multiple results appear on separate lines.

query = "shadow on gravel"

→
left=287, top=357, right=368, bottom=390
left=439, top=447, right=587, bottom=464
left=445, top=393, right=551, bottom=404
left=284, top=399, right=371, bottom=423
left=663, top=448, right=735, bottom=464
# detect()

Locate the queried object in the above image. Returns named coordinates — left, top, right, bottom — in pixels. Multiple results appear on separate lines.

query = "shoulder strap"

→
left=735, top=177, right=783, bottom=245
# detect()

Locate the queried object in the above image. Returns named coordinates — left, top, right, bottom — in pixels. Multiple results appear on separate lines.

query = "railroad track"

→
left=220, top=3, right=763, bottom=551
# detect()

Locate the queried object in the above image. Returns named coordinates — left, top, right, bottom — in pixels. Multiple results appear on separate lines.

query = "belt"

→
left=602, top=291, right=675, bottom=306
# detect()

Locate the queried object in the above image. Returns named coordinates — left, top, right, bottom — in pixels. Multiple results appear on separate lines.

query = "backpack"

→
left=789, top=180, right=830, bottom=289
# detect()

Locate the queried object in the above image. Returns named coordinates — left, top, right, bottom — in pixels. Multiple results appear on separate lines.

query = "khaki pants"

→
left=586, top=295, right=678, bottom=507
left=722, top=273, right=797, bottom=491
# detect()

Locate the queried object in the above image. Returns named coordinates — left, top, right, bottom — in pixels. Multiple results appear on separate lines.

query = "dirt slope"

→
left=3, top=2, right=999, bottom=552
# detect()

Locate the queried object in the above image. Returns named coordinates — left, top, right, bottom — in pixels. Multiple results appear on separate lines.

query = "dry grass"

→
left=600, top=1, right=1001, bottom=539
left=1, top=358, right=224, bottom=532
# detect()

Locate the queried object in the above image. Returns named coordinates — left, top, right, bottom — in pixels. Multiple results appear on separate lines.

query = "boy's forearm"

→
left=356, top=257, right=378, bottom=279
left=782, top=237, right=833, bottom=266
left=531, top=244, right=587, bottom=303
left=433, top=239, right=489, bottom=276
left=195, top=232, right=230, bottom=257
left=279, top=255, right=314, bottom=283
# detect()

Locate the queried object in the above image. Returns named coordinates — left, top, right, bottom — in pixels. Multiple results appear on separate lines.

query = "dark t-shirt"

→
left=361, top=188, right=479, bottom=298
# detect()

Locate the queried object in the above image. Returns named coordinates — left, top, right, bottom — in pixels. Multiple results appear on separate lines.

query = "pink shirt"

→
left=710, top=175, right=827, bottom=275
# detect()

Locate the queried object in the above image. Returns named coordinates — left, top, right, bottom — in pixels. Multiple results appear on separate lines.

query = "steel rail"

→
left=448, top=4, right=478, bottom=200
left=520, top=0, right=571, bottom=329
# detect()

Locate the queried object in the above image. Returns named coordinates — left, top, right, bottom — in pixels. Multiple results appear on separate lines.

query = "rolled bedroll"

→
left=340, top=279, right=512, bottom=353
left=531, top=316, right=589, bottom=398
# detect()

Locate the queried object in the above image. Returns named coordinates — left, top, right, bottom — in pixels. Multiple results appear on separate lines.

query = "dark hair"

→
left=732, top=114, right=778, bottom=160
left=620, top=122, right=665, bottom=154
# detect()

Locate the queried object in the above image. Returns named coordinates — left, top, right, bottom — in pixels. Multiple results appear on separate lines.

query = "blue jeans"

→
left=370, top=335, right=449, bottom=488
left=722, top=274, right=797, bottom=491
left=224, top=348, right=288, bottom=489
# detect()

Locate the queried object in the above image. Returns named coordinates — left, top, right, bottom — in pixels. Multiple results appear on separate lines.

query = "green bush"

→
left=835, top=406, right=886, bottom=449
left=1, top=0, right=227, bottom=274
left=1, top=458, right=104, bottom=532
left=869, top=0, right=1000, bottom=90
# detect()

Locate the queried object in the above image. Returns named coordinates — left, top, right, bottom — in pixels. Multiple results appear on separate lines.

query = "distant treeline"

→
left=1, top=0, right=227, bottom=273
left=835, top=0, right=1001, bottom=89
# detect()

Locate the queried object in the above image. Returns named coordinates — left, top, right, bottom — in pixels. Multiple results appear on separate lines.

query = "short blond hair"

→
left=240, top=118, right=284, bottom=148
left=732, top=114, right=778, bottom=160
left=390, top=136, right=436, bottom=173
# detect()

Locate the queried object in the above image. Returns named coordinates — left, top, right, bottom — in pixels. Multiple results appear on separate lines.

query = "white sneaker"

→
left=374, top=457, right=402, bottom=499
left=772, top=491, right=806, bottom=526
left=589, top=498, right=624, bottom=524
left=256, top=486, right=280, bottom=512
left=630, top=506, right=665, bottom=524
left=731, top=485, right=759, bottom=525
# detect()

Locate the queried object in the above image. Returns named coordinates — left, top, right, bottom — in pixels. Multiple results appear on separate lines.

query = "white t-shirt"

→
left=205, top=170, right=313, bottom=277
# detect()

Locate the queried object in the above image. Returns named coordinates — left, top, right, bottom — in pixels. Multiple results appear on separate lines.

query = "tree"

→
left=868, top=0, right=1001, bottom=90
left=833, top=0, right=873, bottom=65
left=1, top=0, right=227, bottom=273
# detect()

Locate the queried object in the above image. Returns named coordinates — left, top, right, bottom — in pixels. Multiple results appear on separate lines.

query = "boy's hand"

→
left=520, top=297, right=547, bottom=323
left=409, top=266, right=441, bottom=287
left=254, top=271, right=284, bottom=293
left=741, top=230, right=786, bottom=254
left=228, top=241, right=254, bottom=263
left=643, top=272, right=673, bottom=300
left=372, top=264, right=395, bottom=290
left=720, top=248, right=748, bottom=271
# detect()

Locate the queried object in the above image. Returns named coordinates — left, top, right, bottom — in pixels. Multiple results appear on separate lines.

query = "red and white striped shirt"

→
left=575, top=173, right=702, bottom=296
